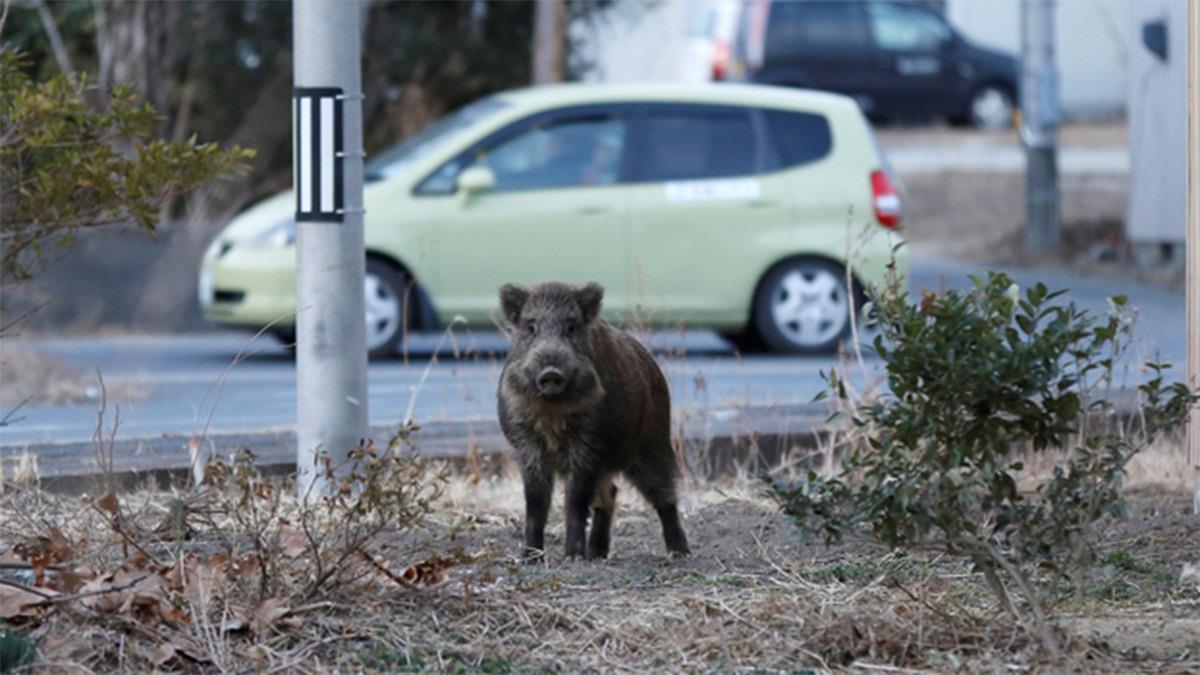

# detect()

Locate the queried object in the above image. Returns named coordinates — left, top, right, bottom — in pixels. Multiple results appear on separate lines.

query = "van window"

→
left=761, top=109, right=832, bottom=169
left=766, top=1, right=869, bottom=58
left=868, top=2, right=951, bottom=52
left=631, top=106, right=758, bottom=181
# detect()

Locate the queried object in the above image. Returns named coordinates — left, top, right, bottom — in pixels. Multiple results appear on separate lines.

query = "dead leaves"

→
left=0, top=583, right=55, bottom=619
left=277, top=520, right=308, bottom=559
left=399, top=555, right=461, bottom=587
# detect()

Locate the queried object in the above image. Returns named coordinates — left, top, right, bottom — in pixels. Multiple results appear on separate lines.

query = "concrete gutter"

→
left=2, top=403, right=830, bottom=493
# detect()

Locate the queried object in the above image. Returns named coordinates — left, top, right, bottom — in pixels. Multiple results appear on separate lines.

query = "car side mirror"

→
left=457, top=165, right=495, bottom=201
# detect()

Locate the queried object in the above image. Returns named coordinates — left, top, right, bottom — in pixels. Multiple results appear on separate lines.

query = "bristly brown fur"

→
left=497, top=281, right=690, bottom=561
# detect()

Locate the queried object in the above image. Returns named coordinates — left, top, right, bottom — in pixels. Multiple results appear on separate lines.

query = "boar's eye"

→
left=564, top=320, right=578, bottom=335
left=522, top=319, right=537, bottom=335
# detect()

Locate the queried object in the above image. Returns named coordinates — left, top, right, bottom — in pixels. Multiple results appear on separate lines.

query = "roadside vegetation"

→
left=0, top=267, right=1196, bottom=672
left=0, top=445, right=1195, bottom=672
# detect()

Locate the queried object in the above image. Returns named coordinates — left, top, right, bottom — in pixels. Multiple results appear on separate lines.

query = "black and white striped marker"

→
left=293, top=87, right=344, bottom=222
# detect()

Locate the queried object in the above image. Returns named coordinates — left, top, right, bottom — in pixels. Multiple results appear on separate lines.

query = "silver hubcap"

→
left=972, top=88, right=1012, bottom=130
left=770, top=267, right=849, bottom=348
left=364, top=272, right=401, bottom=351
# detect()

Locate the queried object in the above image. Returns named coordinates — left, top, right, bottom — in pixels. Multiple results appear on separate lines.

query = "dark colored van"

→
left=729, top=0, right=1019, bottom=129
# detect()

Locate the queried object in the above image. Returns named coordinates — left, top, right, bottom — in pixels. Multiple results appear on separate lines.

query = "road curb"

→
left=3, top=403, right=830, bottom=493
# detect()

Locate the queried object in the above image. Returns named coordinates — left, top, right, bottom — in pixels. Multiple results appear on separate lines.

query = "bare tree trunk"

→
left=130, top=69, right=294, bottom=331
left=33, top=0, right=74, bottom=75
left=531, top=0, right=566, bottom=84
left=95, top=0, right=175, bottom=132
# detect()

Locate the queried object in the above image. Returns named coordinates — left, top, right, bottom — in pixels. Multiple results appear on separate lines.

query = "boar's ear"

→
left=576, top=282, right=604, bottom=324
left=499, top=284, right=530, bottom=325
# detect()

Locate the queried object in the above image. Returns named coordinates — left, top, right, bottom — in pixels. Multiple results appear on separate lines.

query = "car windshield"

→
left=364, top=96, right=509, bottom=182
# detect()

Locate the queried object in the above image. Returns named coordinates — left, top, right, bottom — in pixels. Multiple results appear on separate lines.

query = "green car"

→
left=199, top=82, right=907, bottom=356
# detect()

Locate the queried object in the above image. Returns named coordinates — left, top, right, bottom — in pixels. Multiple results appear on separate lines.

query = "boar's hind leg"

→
left=587, top=474, right=617, bottom=559
left=521, top=465, right=554, bottom=562
left=627, top=460, right=690, bottom=557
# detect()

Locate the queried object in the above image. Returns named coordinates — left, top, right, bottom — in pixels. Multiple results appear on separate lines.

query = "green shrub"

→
left=0, top=49, right=252, bottom=282
left=772, top=269, right=1196, bottom=654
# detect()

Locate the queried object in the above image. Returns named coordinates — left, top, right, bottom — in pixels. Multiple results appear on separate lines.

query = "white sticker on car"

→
left=664, top=178, right=761, bottom=203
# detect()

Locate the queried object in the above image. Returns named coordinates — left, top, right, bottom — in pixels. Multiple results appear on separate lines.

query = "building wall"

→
left=946, top=0, right=1131, bottom=120
left=576, top=1, right=696, bottom=83
left=1126, top=0, right=1187, bottom=246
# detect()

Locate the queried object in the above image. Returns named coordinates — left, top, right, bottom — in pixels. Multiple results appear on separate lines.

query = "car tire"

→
left=720, top=330, right=764, bottom=355
left=965, top=84, right=1015, bottom=131
left=364, top=258, right=413, bottom=360
left=270, top=326, right=296, bottom=351
left=753, top=258, right=855, bottom=355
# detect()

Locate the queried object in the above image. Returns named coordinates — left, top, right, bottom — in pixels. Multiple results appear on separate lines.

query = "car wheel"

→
left=967, top=84, right=1014, bottom=131
left=753, top=259, right=854, bottom=355
left=364, top=259, right=412, bottom=359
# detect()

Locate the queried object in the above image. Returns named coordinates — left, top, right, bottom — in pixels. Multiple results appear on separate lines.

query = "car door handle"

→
left=746, top=199, right=777, bottom=209
left=576, top=206, right=611, bottom=216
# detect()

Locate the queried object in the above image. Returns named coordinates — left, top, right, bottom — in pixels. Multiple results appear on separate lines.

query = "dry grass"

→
left=0, top=456, right=1195, bottom=673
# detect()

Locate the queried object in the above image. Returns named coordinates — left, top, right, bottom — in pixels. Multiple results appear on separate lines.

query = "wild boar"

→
left=497, top=281, right=690, bottom=561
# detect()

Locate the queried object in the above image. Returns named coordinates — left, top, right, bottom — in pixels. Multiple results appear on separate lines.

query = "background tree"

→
left=0, top=49, right=251, bottom=286
left=1, top=0, right=611, bottom=332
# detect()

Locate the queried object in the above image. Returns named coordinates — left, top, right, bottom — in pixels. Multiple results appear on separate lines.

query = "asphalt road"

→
left=1, top=252, right=1187, bottom=449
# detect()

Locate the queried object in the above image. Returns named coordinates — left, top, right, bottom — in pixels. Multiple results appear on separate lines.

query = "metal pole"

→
left=293, top=0, right=368, bottom=499
left=1187, top=0, right=1200, bottom=512
left=1020, top=0, right=1061, bottom=255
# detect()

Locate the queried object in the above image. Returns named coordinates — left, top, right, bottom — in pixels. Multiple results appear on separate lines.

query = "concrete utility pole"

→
left=1020, top=0, right=1061, bottom=255
left=532, top=0, right=567, bottom=84
left=1187, top=0, right=1200, bottom=512
left=293, top=0, right=368, bottom=499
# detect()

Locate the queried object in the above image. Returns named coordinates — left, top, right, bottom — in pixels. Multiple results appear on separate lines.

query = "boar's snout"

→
left=536, top=366, right=567, bottom=397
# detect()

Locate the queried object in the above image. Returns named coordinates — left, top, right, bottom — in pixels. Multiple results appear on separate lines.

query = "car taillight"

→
left=711, top=41, right=730, bottom=81
left=871, top=169, right=901, bottom=229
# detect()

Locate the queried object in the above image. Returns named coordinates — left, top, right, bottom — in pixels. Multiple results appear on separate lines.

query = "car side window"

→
left=868, top=2, right=951, bottom=53
left=630, top=106, right=759, bottom=182
left=761, top=109, right=832, bottom=170
left=416, top=113, right=626, bottom=195
left=766, top=1, right=870, bottom=57
left=478, top=116, right=626, bottom=191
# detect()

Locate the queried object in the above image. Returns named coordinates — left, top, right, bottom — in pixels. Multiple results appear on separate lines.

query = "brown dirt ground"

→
left=329, top=474, right=1200, bottom=671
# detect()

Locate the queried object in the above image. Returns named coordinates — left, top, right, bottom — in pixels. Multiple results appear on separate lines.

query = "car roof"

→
left=491, top=82, right=858, bottom=115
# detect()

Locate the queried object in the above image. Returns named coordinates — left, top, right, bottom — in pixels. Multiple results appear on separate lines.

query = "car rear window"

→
left=631, top=106, right=758, bottom=181
left=761, top=109, right=832, bottom=170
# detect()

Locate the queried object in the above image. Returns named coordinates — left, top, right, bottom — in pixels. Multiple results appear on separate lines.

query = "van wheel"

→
left=364, top=259, right=413, bottom=359
left=753, top=259, right=853, bottom=355
left=966, top=84, right=1014, bottom=130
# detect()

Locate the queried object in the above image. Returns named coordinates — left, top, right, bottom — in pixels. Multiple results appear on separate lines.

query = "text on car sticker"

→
left=664, top=178, right=762, bottom=203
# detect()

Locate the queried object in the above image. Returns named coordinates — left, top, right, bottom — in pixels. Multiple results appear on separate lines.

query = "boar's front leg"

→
left=588, top=474, right=617, bottom=559
left=564, top=471, right=600, bottom=559
left=521, top=464, right=554, bottom=562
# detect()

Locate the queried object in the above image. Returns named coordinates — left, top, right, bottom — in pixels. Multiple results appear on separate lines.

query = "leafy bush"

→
left=772, top=270, right=1197, bottom=655
left=0, top=49, right=252, bottom=282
